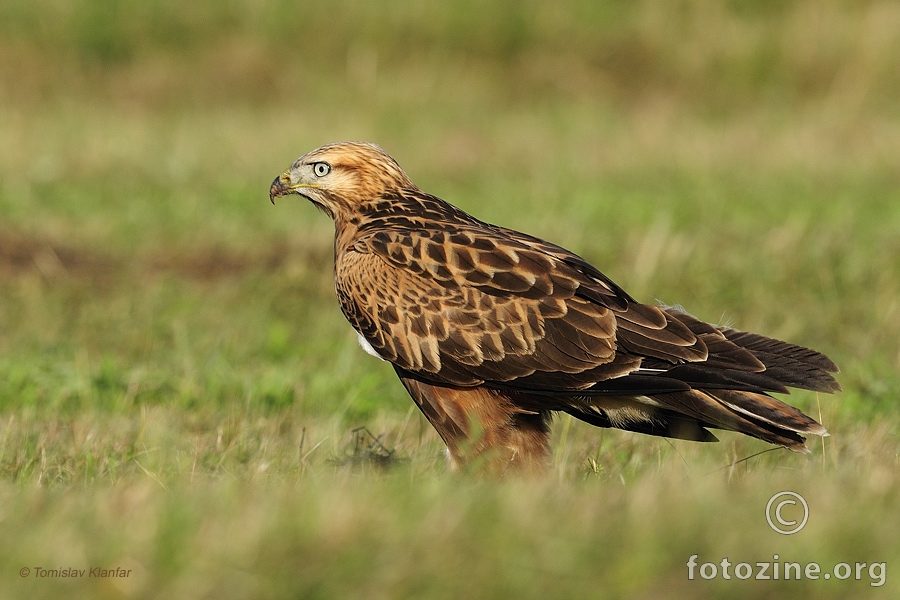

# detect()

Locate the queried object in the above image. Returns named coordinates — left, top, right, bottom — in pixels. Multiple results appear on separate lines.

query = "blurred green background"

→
left=1, top=1, right=898, bottom=598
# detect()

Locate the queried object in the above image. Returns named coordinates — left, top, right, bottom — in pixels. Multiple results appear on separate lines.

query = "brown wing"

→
left=334, top=224, right=751, bottom=393
left=337, top=227, right=613, bottom=389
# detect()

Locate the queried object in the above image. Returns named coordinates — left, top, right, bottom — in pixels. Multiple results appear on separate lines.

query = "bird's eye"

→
left=313, top=162, right=331, bottom=177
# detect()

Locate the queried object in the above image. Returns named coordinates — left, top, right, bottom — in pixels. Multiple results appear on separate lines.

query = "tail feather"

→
left=719, top=328, right=841, bottom=393
left=569, top=361, right=832, bottom=452
left=568, top=387, right=820, bottom=452
left=564, top=405, right=719, bottom=443
left=649, top=316, right=836, bottom=450
left=630, top=389, right=819, bottom=452
left=710, top=389, right=827, bottom=436
left=522, top=314, right=839, bottom=453
left=656, top=390, right=814, bottom=450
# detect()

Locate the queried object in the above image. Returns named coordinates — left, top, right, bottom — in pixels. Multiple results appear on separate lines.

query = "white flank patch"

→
left=357, top=332, right=386, bottom=361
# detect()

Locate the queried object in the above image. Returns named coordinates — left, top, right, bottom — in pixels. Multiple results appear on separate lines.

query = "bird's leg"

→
left=397, top=376, right=552, bottom=476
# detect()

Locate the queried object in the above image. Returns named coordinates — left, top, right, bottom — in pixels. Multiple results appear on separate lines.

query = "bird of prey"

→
left=269, top=141, right=840, bottom=474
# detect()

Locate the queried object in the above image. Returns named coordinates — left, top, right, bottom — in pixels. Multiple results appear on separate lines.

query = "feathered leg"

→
left=396, top=372, right=552, bottom=475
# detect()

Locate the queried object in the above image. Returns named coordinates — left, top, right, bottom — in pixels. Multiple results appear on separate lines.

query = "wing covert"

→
left=337, top=227, right=626, bottom=389
left=337, top=224, right=754, bottom=394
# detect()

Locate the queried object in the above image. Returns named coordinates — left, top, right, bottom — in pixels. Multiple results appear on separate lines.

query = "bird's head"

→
left=269, top=141, right=416, bottom=219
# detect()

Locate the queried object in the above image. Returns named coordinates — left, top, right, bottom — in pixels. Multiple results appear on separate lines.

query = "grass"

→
left=1, top=1, right=899, bottom=598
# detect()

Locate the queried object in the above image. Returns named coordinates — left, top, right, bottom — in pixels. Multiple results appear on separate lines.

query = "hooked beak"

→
left=269, top=171, right=321, bottom=204
left=269, top=172, right=292, bottom=204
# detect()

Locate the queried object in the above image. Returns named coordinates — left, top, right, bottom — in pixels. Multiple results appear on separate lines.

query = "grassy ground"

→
left=1, top=1, right=899, bottom=598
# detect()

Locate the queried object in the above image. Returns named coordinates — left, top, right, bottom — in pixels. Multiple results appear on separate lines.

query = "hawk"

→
left=269, top=142, right=840, bottom=474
